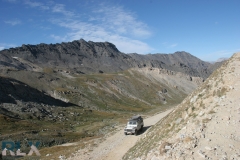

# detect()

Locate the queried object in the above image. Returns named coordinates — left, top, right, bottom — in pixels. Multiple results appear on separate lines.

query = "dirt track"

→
left=68, top=109, right=173, bottom=160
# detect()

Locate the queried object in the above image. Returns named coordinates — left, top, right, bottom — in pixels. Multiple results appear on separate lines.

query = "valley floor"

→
left=66, top=108, right=173, bottom=160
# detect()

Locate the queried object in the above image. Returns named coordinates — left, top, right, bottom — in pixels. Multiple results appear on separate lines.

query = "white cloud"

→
left=48, top=4, right=153, bottom=53
left=214, top=50, right=240, bottom=57
left=162, top=42, right=178, bottom=48
left=65, top=24, right=153, bottom=53
left=25, top=0, right=49, bottom=10
left=4, top=19, right=21, bottom=26
left=40, top=26, right=51, bottom=30
left=200, top=49, right=240, bottom=61
left=110, top=37, right=153, bottom=54
left=0, top=43, right=17, bottom=50
left=169, top=43, right=178, bottom=48
left=92, top=4, right=151, bottom=38
left=52, top=4, right=74, bottom=17
left=49, top=17, right=153, bottom=53
left=50, top=34, right=67, bottom=42
left=21, top=1, right=153, bottom=53
left=6, top=0, right=17, bottom=3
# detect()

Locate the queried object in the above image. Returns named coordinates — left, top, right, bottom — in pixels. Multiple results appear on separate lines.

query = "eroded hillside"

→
left=123, top=53, right=240, bottom=160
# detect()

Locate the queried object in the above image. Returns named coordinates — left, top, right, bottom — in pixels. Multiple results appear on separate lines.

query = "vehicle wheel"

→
left=134, top=130, right=137, bottom=136
left=124, top=132, right=127, bottom=135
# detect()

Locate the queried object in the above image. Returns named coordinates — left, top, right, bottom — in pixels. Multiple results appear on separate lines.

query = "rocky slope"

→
left=0, top=39, right=216, bottom=78
left=123, top=53, right=240, bottom=160
left=0, top=76, right=75, bottom=119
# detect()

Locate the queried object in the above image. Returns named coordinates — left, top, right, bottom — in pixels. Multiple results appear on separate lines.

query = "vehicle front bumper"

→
left=124, top=129, right=135, bottom=134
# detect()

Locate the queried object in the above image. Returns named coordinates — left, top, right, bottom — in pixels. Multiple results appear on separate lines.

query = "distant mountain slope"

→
left=130, top=51, right=209, bottom=69
left=0, top=39, right=216, bottom=78
left=130, top=51, right=212, bottom=79
left=123, top=53, right=240, bottom=159
left=207, top=60, right=226, bottom=73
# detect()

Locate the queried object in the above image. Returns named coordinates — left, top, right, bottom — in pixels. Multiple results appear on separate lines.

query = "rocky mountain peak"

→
left=173, top=51, right=190, bottom=55
left=173, top=51, right=198, bottom=59
left=79, top=38, right=86, bottom=43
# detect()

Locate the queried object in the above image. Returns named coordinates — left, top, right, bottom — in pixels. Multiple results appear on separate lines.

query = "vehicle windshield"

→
left=128, top=121, right=137, bottom=125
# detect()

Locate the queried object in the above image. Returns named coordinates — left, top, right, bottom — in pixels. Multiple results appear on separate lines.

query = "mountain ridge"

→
left=0, top=39, right=217, bottom=79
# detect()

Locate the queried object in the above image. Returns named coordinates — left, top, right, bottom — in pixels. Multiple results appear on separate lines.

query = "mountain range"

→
left=0, top=39, right=221, bottom=79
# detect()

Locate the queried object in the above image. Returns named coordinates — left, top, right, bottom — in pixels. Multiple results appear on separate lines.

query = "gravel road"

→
left=68, top=109, right=173, bottom=160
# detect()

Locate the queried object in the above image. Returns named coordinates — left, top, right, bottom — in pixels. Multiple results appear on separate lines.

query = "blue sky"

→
left=0, top=0, right=239, bottom=61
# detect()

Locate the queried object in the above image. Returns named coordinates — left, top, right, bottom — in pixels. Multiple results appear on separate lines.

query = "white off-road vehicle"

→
left=124, top=115, right=144, bottom=135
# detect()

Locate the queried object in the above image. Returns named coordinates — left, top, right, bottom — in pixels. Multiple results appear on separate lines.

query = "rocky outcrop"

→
left=0, top=76, right=74, bottom=119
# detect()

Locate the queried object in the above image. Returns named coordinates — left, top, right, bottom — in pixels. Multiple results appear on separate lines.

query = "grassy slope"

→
left=2, top=68, right=187, bottom=113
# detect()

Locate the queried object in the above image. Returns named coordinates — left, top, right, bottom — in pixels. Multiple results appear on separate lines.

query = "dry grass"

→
left=202, top=118, right=211, bottom=123
left=208, top=109, right=216, bottom=114
left=43, top=67, right=54, bottom=74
